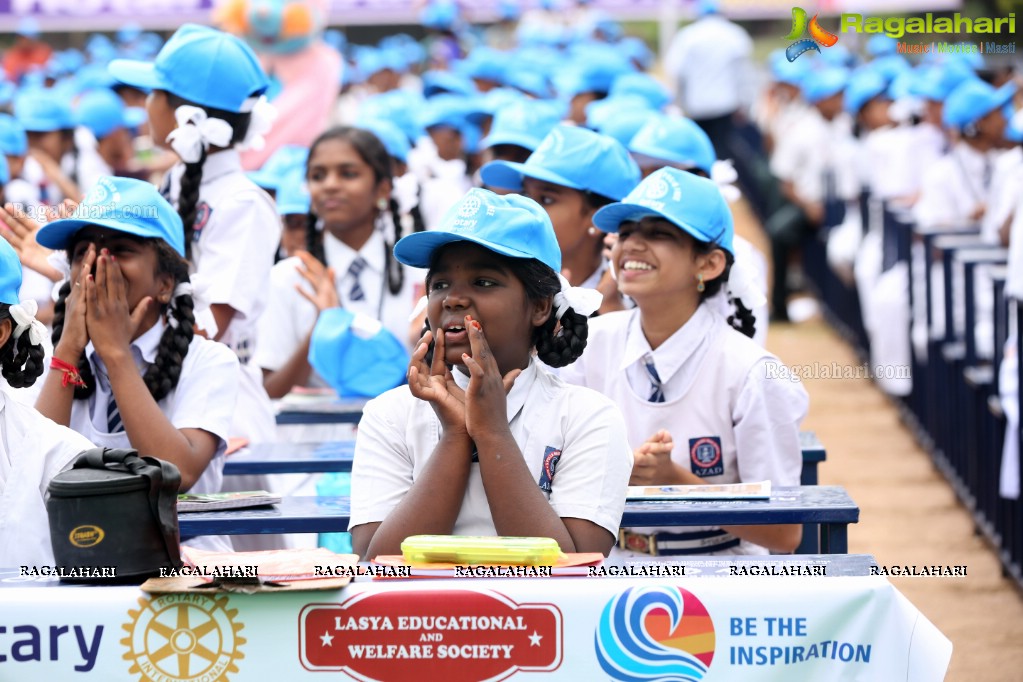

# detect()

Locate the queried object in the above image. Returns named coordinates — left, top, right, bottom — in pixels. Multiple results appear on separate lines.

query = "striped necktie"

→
left=642, top=353, right=666, bottom=403
left=348, top=256, right=367, bottom=302
left=107, top=394, right=125, bottom=433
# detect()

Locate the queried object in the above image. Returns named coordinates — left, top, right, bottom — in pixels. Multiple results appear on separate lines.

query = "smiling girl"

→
left=348, top=188, right=632, bottom=559
left=560, top=168, right=809, bottom=557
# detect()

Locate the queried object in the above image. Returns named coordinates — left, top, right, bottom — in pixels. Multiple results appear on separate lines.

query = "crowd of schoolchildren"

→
left=1, top=0, right=1017, bottom=570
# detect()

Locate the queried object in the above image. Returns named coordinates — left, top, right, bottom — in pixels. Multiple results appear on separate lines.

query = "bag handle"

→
left=73, top=447, right=183, bottom=569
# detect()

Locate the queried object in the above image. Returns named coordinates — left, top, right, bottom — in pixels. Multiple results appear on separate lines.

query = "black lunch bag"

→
left=46, top=447, right=183, bottom=583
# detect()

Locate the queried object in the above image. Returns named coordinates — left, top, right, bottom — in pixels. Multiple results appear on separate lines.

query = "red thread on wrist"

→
left=50, top=356, right=86, bottom=388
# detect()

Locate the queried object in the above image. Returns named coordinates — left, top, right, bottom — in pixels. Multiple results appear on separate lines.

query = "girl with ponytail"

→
left=0, top=237, right=96, bottom=568
left=108, top=24, right=280, bottom=450
left=349, top=188, right=633, bottom=560
left=33, top=177, right=240, bottom=509
left=559, top=168, right=810, bottom=557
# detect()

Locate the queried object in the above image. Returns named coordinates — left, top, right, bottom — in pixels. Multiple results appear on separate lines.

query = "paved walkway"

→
left=768, top=318, right=1023, bottom=681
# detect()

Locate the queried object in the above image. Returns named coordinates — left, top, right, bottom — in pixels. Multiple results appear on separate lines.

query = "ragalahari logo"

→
left=595, top=586, right=715, bottom=681
left=784, top=7, right=839, bottom=61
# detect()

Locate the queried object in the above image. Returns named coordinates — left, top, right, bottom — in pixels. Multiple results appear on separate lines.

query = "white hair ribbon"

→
left=9, top=299, right=47, bottom=347
left=725, top=258, right=767, bottom=312
left=238, top=96, right=278, bottom=153
left=166, top=105, right=234, bottom=164
left=554, top=273, right=603, bottom=320
left=710, top=159, right=741, bottom=204
left=408, top=295, right=428, bottom=322
left=171, top=277, right=219, bottom=338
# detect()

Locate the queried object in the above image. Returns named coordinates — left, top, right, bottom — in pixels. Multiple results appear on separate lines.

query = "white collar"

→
left=619, top=305, right=715, bottom=384
left=451, top=355, right=538, bottom=424
left=87, top=318, right=166, bottom=372
left=324, top=229, right=387, bottom=282
left=200, top=149, right=242, bottom=184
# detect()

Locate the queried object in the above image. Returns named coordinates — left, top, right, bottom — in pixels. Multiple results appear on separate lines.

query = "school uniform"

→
left=349, top=357, right=633, bottom=538
left=913, top=142, right=1003, bottom=230
left=73, top=128, right=113, bottom=196
left=164, top=148, right=280, bottom=445
left=0, top=390, right=95, bottom=567
left=560, top=305, right=808, bottom=556
left=998, top=193, right=1023, bottom=499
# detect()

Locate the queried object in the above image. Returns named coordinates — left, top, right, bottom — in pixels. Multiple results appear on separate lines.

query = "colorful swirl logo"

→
left=595, top=586, right=715, bottom=682
left=784, top=7, right=839, bottom=62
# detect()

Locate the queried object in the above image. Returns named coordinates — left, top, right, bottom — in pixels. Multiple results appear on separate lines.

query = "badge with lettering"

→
left=689, top=437, right=723, bottom=477
left=537, top=447, right=561, bottom=493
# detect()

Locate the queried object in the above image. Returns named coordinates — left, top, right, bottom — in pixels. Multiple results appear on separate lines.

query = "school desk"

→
left=274, top=396, right=367, bottom=425
left=224, top=435, right=829, bottom=481
left=177, top=486, right=859, bottom=554
left=0, top=560, right=951, bottom=681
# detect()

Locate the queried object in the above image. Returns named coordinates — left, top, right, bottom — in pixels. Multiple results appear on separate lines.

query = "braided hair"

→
left=0, top=305, right=45, bottom=388
left=50, top=236, right=197, bottom=402
left=163, top=92, right=253, bottom=259
left=305, top=126, right=403, bottom=294
left=421, top=253, right=589, bottom=368
left=692, top=240, right=756, bottom=339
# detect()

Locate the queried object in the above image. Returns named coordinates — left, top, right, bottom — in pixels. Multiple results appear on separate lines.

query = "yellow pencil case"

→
left=401, top=535, right=562, bottom=566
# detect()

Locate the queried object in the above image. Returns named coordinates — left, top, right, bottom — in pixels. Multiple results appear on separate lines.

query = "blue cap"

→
left=802, top=67, right=849, bottom=104
left=0, top=154, right=9, bottom=184
left=420, top=0, right=460, bottom=31
left=504, top=69, right=552, bottom=99
left=911, top=62, right=977, bottom=102
left=275, top=173, right=311, bottom=216
left=247, top=144, right=309, bottom=191
left=481, top=100, right=562, bottom=152
left=357, top=119, right=411, bottom=163
left=86, top=34, right=117, bottom=65
left=108, top=24, right=268, bottom=114
left=75, top=88, right=147, bottom=138
left=308, top=307, right=410, bottom=398
left=598, top=109, right=659, bottom=149
left=422, top=70, right=478, bottom=98
left=0, top=81, right=14, bottom=109
left=480, top=87, right=526, bottom=116
left=608, top=73, right=671, bottom=111
left=323, top=29, right=347, bottom=55
left=868, top=54, right=911, bottom=82
left=419, top=94, right=476, bottom=132
left=394, top=188, right=561, bottom=273
left=117, top=23, right=143, bottom=46
left=73, top=63, right=119, bottom=93
left=14, top=89, right=75, bottom=132
left=0, top=114, right=28, bottom=156
left=36, top=176, right=186, bottom=257
left=16, top=17, right=40, bottom=39
left=1007, top=106, right=1023, bottom=144
left=943, top=80, right=1017, bottom=131
left=592, top=167, right=734, bottom=256
left=358, top=90, right=424, bottom=143
left=866, top=35, right=898, bottom=57
left=458, top=46, right=507, bottom=85
left=844, top=69, right=890, bottom=115
left=480, top=125, right=640, bottom=201
left=0, top=233, right=22, bottom=305
left=618, top=37, right=654, bottom=70
left=628, top=115, right=715, bottom=175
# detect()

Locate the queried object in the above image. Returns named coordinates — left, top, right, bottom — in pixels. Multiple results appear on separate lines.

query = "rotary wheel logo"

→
left=121, top=595, right=246, bottom=681
left=459, top=195, right=483, bottom=217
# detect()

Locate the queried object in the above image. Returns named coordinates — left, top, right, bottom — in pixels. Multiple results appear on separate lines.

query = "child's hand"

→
left=54, top=244, right=95, bottom=362
left=84, top=249, right=153, bottom=358
left=408, top=328, right=468, bottom=435
left=462, top=316, right=521, bottom=441
left=630, top=430, right=679, bottom=486
left=294, top=251, right=339, bottom=313
left=0, top=202, right=61, bottom=281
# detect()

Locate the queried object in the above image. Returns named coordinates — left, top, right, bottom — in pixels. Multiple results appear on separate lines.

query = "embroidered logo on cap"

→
left=538, top=446, right=562, bottom=492
left=74, top=177, right=122, bottom=219
left=459, top=195, right=482, bottom=218
left=689, top=436, right=723, bottom=477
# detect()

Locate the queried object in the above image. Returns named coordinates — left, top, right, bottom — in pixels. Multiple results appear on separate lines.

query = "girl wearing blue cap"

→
left=0, top=237, right=97, bottom=567
left=481, top=124, right=640, bottom=314
left=349, top=188, right=632, bottom=558
left=14, top=90, right=81, bottom=207
left=560, top=168, right=808, bottom=557
left=108, top=23, right=280, bottom=447
left=33, top=177, right=240, bottom=512
left=73, top=88, right=147, bottom=195
left=256, top=126, right=421, bottom=399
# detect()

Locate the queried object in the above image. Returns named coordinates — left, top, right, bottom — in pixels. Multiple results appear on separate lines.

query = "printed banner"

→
left=0, top=572, right=951, bottom=681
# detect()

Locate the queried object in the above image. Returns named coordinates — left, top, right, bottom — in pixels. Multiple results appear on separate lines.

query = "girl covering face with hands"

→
left=348, top=188, right=633, bottom=560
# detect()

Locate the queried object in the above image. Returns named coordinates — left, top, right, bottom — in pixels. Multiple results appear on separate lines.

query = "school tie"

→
left=347, top=257, right=367, bottom=302
left=642, top=353, right=666, bottom=403
left=107, top=394, right=125, bottom=433
left=158, top=173, right=173, bottom=200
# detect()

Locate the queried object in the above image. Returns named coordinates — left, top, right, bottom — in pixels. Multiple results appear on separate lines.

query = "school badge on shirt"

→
left=192, top=201, right=213, bottom=241
left=689, top=437, right=723, bottom=477
left=538, top=446, right=562, bottom=492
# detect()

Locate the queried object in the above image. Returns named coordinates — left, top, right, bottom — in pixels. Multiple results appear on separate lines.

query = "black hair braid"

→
left=50, top=281, right=96, bottom=399
left=144, top=291, right=195, bottom=402
left=386, top=197, right=404, bottom=296
left=535, top=308, right=589, bottom=368
left=177, top=148, right=207, bottom=259
left=0, top=306, right=45, bottom=387
left=727, top=297, right=757, bottom=339
left=410, top=184, right=427, bottom=233
left=67, top=132, right=80, bottom=187
left=305, top=211, right=326, bottom=264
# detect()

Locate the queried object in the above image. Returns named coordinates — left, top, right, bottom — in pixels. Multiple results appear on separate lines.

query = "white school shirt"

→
left=48, top=319, right=241, bottom=495
left=913, top=142, right=1002, bottom=230
left=770, top=109, right=858, bottom=204
left=981, top=146, right=1023, bottom=244
left=254, top=228, right=422, bottom=380
left=664, top=15, right=755, bottom=119
left=559, top=305, right=808, bottom=555
left=0, top=390, right=95, bottom=567
left=349, top=357, right=633, bottom=538
left=1006, top=190, right=1023, bottom=301
left=73, top=127, right=113, bottom=196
